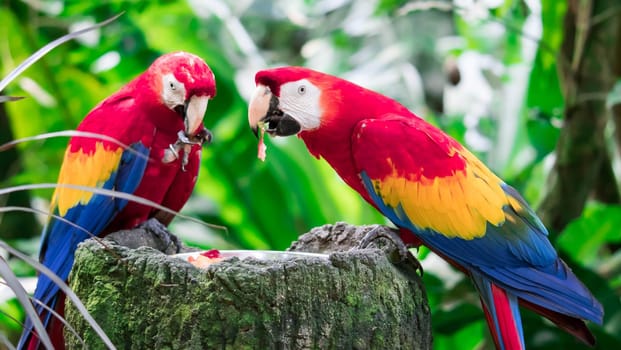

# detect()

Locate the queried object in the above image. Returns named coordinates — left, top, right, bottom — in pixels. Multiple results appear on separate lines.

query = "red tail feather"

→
left=25, top=294, right=66, bottom=350
left=520, top=299, right=596, bottom=346
left=491, top=284, right=524, bottom=350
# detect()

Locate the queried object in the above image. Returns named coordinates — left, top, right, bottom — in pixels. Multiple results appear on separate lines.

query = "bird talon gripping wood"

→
left=356, top=226, right=423, bottom=275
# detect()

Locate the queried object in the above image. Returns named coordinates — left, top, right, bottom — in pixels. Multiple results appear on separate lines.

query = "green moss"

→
left=66, top=239, right=431, bottom=349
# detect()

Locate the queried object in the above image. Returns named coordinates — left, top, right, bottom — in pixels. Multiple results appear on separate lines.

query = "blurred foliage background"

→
left=1, top=0, right=621, bottom=348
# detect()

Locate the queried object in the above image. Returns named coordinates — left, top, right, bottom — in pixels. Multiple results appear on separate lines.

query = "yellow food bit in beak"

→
left=258, top=126, right=267, bottom=161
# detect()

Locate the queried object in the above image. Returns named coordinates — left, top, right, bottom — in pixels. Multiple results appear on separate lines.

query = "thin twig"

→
left=591, top=4, right=621, bottom=27
left=0, top=184, right=229, bottom=233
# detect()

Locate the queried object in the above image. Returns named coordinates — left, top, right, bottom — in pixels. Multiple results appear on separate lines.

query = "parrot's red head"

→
left=248, top=66, right=347, bottom=138
left=146, top=51, right=217, bottom=136
left=248, top=66, right=408, bottom=139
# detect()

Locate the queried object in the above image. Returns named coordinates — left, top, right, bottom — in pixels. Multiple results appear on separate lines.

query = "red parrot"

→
left=247, top=67, right=603, bottom=349
left=18, top=52, right=216, bottom=350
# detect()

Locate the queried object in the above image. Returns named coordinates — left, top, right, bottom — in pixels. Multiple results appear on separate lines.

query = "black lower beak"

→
left=265, top=113, right=301, bottom=136
left=174, top=104, right=186, bottom=118
left=261, top=95, right=301, bottom=137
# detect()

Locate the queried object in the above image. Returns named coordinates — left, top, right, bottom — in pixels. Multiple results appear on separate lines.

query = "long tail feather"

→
left=473, top=274, right=525, bottom=350
left=520, top=299, right=596, bottom=346
left=19, top=293, right=65, bottom=350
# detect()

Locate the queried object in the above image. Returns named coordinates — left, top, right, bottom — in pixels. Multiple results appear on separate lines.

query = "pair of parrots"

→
left=18, top=52, right=603, bottom=350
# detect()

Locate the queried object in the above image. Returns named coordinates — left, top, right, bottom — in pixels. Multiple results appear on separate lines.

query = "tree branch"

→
left=538, top=0, right=621, bottom=235
left=65, top=223, right=431, bottom=349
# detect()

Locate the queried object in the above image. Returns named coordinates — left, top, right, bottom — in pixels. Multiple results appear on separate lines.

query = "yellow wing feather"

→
left=375, top=147, right=508, bottom=239
left=52, top=142, right=123, bottom=216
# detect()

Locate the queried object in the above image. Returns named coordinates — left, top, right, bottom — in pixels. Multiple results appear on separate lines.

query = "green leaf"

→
left=525, top=111, right=561, bottom=160
left=433, top=314, right=485, bottom=350
left=606, top=80, right=621, bottom=108
left=433, top=302, right=483, bottom=335
left=557, top=203, right=621, bottom=264
left=525, top=0, right=566, bottom=115
left=0, top=297, right=25, bottom=340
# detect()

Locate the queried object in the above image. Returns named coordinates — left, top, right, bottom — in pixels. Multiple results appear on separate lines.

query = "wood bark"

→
left=64, top=223, right=431, bottom=350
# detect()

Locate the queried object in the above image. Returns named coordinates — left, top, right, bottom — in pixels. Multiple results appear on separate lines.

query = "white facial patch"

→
left=161, top=73, right=186, bottom=110
left=279, top=79, right=322, bottom=131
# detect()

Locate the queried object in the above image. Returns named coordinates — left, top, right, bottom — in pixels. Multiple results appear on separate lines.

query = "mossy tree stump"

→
left=65, top=222, right=431, bottom=349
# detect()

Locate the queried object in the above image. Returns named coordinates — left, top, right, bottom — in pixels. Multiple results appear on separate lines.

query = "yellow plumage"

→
left=52, top=142, right=123, bottom=216
left=375, top=147, right=508, bottom=239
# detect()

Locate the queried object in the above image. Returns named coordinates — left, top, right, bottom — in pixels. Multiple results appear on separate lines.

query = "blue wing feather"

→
left=360, top=171, right=603, bottom=324
left=19, top=142, right=149, bottom=348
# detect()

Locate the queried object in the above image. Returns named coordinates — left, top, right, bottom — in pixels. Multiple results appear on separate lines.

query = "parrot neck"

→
left=299, top=90, right=414, bottom=205
left=300, top=126, right=367, bottom=198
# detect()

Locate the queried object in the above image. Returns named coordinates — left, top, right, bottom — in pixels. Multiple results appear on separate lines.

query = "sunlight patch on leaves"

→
left=558, top=203, right=621, bottom=266
left=606, top=80, right=621, bottom=109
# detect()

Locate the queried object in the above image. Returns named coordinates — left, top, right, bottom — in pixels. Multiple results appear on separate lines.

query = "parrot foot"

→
left=138, top=218, right=183, bottom=254
left=163, top=128, right=213, bottom=170
left=357, top=226, right=423, bottom=276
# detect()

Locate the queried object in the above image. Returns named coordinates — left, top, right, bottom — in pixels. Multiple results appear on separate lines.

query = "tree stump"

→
left=65, top=222, right=432, bottom=349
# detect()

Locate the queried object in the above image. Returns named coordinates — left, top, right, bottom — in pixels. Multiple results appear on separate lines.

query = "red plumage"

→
left=249, top=66, right=603, bottom=349
left=19, top=52, right=215, bottom=350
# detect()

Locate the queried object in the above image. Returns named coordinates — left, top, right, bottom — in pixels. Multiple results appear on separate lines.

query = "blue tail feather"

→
left=17, top=143, right=149, bottom=349
left=472, top=273, right=525, bottom=350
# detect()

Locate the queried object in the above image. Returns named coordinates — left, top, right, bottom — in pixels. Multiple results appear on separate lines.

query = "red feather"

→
left=489, top=283, right=524, bottom=350
left=20, top=52, right=215, bottom=350
left=254, top=66, right=603, bottom=349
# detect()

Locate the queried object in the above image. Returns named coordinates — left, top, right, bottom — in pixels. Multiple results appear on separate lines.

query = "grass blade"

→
left=0, top=242, right=117, bottom=350
left=0, top=96, right=24, bottom=103
left=0, top=184, right=228, bottom=233
left=0, top=332, right=16, bottom=350
left=0, top=256, right=53, bottom=349
left=0, top=13, right=123, bottom=93
left=0, top=130, right=150, bottom=161
left=31, top=298, right=85, bottom=348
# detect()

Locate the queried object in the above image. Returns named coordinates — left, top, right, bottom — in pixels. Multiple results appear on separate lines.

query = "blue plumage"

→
left=18, top=143, right=149, bottom=349
left=360, top=170, right=604, bottom=336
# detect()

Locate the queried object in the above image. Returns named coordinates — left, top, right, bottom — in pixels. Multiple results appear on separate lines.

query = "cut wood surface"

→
left=65, top=222, right=431, bottom=349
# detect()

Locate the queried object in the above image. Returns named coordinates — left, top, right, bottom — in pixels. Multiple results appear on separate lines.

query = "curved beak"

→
left=184, top=95, right=209, bottom=136
left=248, top=84, right=301, bottom=138
left=248, top=84, right=271, bottom=138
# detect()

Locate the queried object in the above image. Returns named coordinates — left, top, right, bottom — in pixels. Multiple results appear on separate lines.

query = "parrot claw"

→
left=163, top=128, right=213, bottom=170
left=195, top=127, right=213, bottom=145
left=138, top=218, right=183, bottom=254
left=356, top=226, right=423, bottom=276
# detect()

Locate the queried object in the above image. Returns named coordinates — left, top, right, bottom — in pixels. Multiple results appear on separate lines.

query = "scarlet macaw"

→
left=18, top=52, right=216, bottom=350
left=247, top=67, right=603, bottom=349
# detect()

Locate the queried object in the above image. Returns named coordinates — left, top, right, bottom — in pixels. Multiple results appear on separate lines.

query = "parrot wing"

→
left=30, top=87, right=151, bottom=335
left=19, top=138, right=149, bottom=349
left=34, top=140, right=149, bottom=315
left=351, top=114, right=603, bottom=326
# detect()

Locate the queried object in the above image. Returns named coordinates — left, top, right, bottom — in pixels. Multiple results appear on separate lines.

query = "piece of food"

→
left=187, top=249, right=223, bottom=268
left=258, top=127, right=267, bottom=161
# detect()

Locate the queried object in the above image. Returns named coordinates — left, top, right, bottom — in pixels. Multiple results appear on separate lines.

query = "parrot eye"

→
left=297, top=85, right=306, bottom=95
left=161, top=73, right=187, bottom=111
